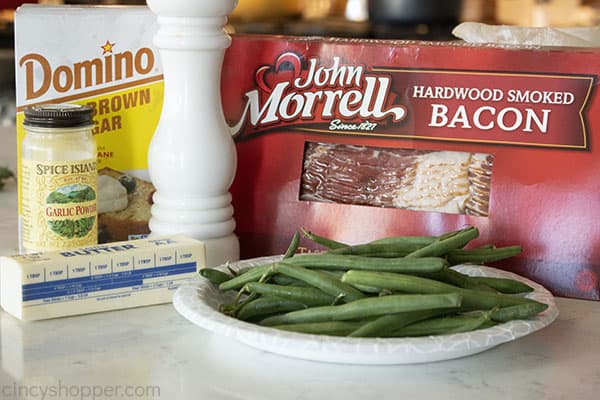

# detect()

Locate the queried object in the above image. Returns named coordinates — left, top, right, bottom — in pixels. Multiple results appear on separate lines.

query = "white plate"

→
left=173, top=256, right=559, bottom=365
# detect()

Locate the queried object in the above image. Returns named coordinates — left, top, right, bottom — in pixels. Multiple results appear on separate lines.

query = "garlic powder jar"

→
left=20, top=104, right=97, bottom=253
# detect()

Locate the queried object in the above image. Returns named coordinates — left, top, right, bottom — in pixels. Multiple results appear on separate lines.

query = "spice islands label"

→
left=21, top=159, right=98, bottom=252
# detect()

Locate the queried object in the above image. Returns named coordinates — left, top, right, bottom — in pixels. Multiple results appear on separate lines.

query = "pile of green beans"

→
left=199, top=227, right=548, bottom=338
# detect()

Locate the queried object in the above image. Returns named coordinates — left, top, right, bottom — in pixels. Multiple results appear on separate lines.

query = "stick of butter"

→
left=0, top=236, right=205, bottom=321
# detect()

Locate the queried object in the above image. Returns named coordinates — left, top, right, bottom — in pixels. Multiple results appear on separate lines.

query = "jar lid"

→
left=24, top=104, right=94, bottom=128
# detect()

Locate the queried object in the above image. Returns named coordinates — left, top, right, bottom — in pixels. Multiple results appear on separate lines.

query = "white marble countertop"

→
left=1, top=126, right=600, bottom=400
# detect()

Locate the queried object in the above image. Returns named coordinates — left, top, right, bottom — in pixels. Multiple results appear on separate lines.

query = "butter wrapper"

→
left=0, top=236, right=205, bottom=321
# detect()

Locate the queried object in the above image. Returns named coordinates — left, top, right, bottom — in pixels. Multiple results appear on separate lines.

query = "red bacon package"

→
left=222, top=34, right=600, bottom=301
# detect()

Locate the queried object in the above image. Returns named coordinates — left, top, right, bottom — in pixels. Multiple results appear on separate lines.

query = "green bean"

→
left=343, top=269, right=454, bottom=293
left=313, top=270, right=379, bottom=293
left=281, top=253, right=447, bottom=273
left=348, top=309, right=449, bottom=337
left=321, top=270, right=382, bottom=294
left=302, top=228, right=437, bottom=257
left=301, top=228, right=347, bottom=249
left=275, top=263, right=366, bottom=303
left=423, top=268, right=498, bottom=293
left=391, top=310, right=492, bottom=337
left=270, top=274, right=308, bottom=286
left=218, top=263, right=276, bottom=291
left=318, top=269, right=345, bottom=278
left=350, top=283, right=385, bottom=294
left=283, top=231, right=301, bottom=258
left=327, top=243, right=413, bottom=258
left=199, top=268, right=233, bottom=285
left=327, top=238, right=436, bottom=258
left=443, top=288, right=539, bottom=310
left=406, top=227, right=479, bottom=258
left=260, top=293, right=462, bottom=326
left=220, top=289, right=259, bottom=317
left=236, top=297, right=307, bottom=321
left=314, top=270, right=385, bottom=293
left=301, top=228, right=438, bottom=256
left=244, top=282, right=336, bottom=306
left=437, top=228, right=470, bottom=241
left=368, top=235, right=437, bottom=247
left=214, top=226, right=538, bottom=339
left=232, top=266, right=252, bottom=276
left=271, top=321, right=364, bottom=336
left=490, top=302, right=548, bottom=322
left=469, top=276, right=534, bottom=294
left=446, top=245, right=523, bottom=265
left=341, top=270, right=543, bottom=310
left=478, top=320, right=498, bottom=329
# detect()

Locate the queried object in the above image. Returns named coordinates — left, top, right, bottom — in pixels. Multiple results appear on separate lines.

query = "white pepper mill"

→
left=146, top=0, right=240, bottom=266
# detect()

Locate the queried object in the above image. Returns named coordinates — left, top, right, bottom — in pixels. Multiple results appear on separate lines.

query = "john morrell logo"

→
left=230, top=52, right=407, bottom=136
left=19, top=40, right=156, bottom=100
left=230, top=51, right=593, bottom=149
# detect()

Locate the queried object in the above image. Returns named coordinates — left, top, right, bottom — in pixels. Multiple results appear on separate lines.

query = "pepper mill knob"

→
left=146, top=0, right=240, bottom=266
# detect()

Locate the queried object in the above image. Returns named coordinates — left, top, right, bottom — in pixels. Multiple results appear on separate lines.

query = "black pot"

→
left=368, top=0, right=463, bottom=24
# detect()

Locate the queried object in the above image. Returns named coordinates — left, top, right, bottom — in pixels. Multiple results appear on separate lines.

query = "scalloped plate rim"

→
left=173, top=256, right=559, bottom=365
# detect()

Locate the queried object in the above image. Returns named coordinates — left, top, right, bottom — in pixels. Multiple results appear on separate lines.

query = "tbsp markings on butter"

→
left=0, top=236, right=205, bottom=321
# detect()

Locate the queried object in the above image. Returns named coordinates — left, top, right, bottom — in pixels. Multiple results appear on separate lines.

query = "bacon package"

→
left=221, top=34, right=600, bottom=301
